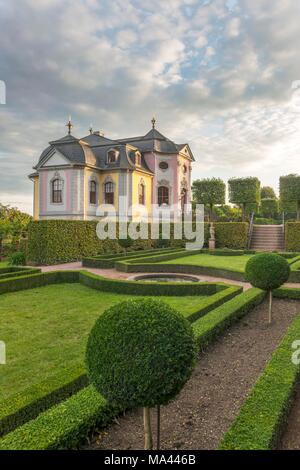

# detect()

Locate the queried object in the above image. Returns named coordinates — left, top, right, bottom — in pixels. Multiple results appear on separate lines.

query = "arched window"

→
left=107, top=149, right=118, bottom=164
left=158, top=186, right=169, bottom=206
left=104, top=181, right=114, bottom=205
left=89, top=180, right=97, bottom=205
left=139, top=181, right=145, bottom=205
left=52, top=178, right=63, bottom=203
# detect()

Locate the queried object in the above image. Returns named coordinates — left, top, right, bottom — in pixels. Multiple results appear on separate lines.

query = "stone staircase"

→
left=250, top=225, right=285, bottom=252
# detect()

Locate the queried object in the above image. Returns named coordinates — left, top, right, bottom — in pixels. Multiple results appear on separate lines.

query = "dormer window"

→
left=107, top=149, right=119, bottom=164
left=135, top=151, right=141, bottom=166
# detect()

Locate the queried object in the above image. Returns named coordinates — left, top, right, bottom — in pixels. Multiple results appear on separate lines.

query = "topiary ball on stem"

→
left=245, top=253, right=290, bottom=323
left=86, top=298, right=197, bottom=450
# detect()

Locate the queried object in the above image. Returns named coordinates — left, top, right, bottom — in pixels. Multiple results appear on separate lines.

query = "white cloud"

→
left=226, top=17, right=240, bottom=38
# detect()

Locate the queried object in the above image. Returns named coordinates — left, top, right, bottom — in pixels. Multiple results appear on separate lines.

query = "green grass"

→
left=163, top=253, right=253, bottom=273
left=0, top=283, right=209, bottom=402
left=0, top=261, right=8, bottom=268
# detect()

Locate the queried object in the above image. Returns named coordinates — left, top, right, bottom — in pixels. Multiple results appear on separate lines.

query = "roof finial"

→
left=151, top=116, right=156, bottom=129
left=66, top=115, right=73, bottom=135
left=89, top=123, right=93, bottom=135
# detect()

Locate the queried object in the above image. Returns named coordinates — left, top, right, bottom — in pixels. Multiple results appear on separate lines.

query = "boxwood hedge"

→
left=285, top=222, right=300, bottom=252
left=28, top=220, right=249, bottom=265
left=0, top=369, right=88, bottom=437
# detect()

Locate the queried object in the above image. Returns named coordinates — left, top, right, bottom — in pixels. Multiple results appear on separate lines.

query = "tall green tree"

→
left=0, top=219, right=11, bottom=260
left=260, top=198, right=279, bottom=219
left=192, top=178, right=225, bottom=221
left=261, top=186, right=276, bottom=199
left=228, top=177, right=260, bottom=221
left=280, top=174, right=300, bottom=220
left=0, top=204, right=32, bottom=256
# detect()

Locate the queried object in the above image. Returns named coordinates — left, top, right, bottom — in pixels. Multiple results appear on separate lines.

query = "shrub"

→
left=215, top=222, right=248, bottom=249
left=260, top=198, right=279, bottom=219
left=192, top=178, right=226, bottom=220
left=245, top=253, right=290, bottom=323
left=280, top=174, right=300, bottom=220
left=285, top=222, right=300, bottom=251
left=9, top=251, right=26, bottom=266
left=228, top=177, right=260, bottom=221
left=27, top=220, right=152, bottom=265
left=86, top=298, right=197, bottom=449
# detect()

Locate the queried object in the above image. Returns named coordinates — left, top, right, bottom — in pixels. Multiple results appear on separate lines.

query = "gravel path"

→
left=83, top=298, right=300, bottom=450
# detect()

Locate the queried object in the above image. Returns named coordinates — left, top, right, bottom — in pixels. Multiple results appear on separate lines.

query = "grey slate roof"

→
left=35, top=126, right=194, bottom=172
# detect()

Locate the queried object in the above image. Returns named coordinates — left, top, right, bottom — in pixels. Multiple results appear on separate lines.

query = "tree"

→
left=192, top=178, right=225, bottom=221
left=86, top=298, right=197, bottom=449
left=0, top=219, right=10, bottom=261
left=228, top=177, right=260, bottom=221
left=0, top=203, right=32, bottom=248
left=260, top=198, right=279, bottom=219
left=261, top=186, right=276, bottom=199
left=245, top=253, right=290, bottom=324
left=280, top=174, right=300, bottom=220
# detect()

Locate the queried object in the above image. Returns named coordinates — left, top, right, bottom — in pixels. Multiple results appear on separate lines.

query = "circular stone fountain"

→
left=132, top=273, right=200, bottom=283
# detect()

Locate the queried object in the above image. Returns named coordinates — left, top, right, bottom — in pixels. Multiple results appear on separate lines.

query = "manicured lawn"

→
left=0, top=283, right=209, bottom=402
left=0, top=261, right=8, bottom=268
left=163, top=253, right=253, bottom=273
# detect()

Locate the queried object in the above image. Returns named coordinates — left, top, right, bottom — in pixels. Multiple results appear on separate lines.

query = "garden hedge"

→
left=220, top=312, right=300, bottom=450
left=0, top=288, right=265, bottom=450
left=27, top=220, right=153, bottom=265
left=82, top=248, right=182, bottom=269
left=274, top=286, right=300, bottom=300
left=193, top=287, right=266, bottom=349
left=0, top=269, right=234, bottom=298
left=0, top=270, right=79, bottom=295
left=28, top=220, right=248, bottom=265
left=79, top=270, right=223, bottom=296
left=0, top=368, right=88, bottom=437
left=0, top=386, right=120, bottom=450
left=285, top=222, right=300, bottom=252
left=215, top=222, right=249, bottom=250
left=0, top=267, right=40, bottom=280
left=116, top=261, right=246, bottom=281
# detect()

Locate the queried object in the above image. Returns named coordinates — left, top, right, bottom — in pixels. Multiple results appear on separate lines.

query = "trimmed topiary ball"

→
left=86, top=298, right=197, bottom=409
left=245, top=253, right=290, bottom=290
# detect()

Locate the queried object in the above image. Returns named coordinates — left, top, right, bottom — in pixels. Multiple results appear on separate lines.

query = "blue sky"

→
left=1, top=0, right=300, bottom=213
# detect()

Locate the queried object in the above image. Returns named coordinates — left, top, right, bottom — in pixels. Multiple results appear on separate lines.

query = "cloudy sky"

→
left=1, top=0, right=300, bottom=214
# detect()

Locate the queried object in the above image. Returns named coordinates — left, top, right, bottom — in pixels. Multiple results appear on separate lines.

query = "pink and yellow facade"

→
left=29, top=123, right=194, bottom=221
